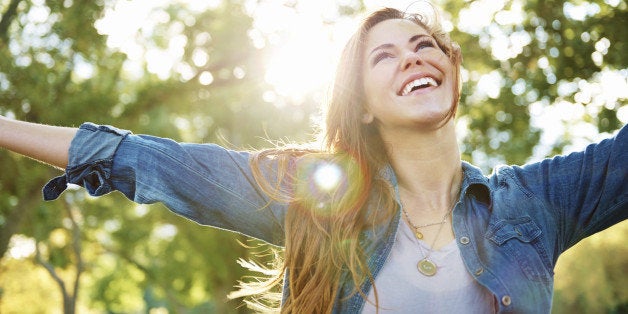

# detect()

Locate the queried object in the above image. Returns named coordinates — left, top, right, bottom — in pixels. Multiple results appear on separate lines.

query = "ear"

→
left=361, top=112, right=374, bottom=124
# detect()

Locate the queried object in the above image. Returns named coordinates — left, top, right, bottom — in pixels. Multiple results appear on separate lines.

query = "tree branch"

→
left=62, top=199, right=84, bottom=314
left=0, top=0, right=22, bottom=44
left=35, top=241, right=69, bottom=301
left=32, top=196, right=84, bottom=314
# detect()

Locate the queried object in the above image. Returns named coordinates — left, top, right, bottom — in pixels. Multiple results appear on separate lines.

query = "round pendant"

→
left=414, top=230, right=424, bottom=239
left=417, top=259, right=437, bottom=276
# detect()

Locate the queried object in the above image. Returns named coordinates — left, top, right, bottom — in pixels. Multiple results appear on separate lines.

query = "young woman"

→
left=1, top=6, right=626, bottom=314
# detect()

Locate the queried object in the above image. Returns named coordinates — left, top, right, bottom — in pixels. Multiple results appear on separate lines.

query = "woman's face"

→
left=361, top=19, right=456, bottom=133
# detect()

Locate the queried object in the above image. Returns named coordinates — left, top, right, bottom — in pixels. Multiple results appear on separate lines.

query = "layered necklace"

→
left=400, top=172, right=462, bottom=277
left=402, top=206, right=453, bottom=240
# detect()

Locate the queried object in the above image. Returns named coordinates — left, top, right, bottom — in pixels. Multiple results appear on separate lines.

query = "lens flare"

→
left=314, top=163, right=342, bottom=192
left=294, top=154, right=368, bottom=220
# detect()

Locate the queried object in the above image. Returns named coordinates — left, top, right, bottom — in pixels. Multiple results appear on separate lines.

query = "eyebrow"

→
left=368, top=34, right=431, bottom=57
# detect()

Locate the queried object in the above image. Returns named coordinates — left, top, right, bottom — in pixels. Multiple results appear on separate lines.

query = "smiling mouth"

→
left=400, top=77, right=439, bottom=96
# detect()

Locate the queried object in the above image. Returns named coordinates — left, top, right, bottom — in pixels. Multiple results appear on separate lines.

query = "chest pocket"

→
left=485, top=217, right=553, bottom=282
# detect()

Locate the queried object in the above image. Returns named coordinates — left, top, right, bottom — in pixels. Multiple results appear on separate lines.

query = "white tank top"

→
left=361, top=219, right=496, bottom=313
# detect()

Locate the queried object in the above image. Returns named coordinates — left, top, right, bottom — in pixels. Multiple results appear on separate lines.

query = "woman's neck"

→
left=381, top=121, right=462, bottom=213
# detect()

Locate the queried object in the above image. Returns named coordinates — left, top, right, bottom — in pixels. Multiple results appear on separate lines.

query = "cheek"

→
left=362, top=69, right=384, bottom=100
left=428, top=50, right=453, bottom=71
left=430, top=53, right=457, bottom=89
left=364, top=65, right=397, bottom=96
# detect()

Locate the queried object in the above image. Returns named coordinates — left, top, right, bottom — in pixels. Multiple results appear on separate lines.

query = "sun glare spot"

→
left=7, top=234, right=36, bottom=260
left=199, top=71, right=214, bottom=85
left=249, top=2, right=344, bottom=101
left=153, top=224, right=178, bottom=241
left=314, top=163, right=343, bottom=192
left=264, top=35, right=335, bottom=101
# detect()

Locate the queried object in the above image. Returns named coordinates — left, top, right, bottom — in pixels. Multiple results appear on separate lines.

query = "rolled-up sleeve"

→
left=44, top=122, right=287, bottom=245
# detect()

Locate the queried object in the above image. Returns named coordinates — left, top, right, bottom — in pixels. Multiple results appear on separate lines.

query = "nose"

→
left=400, top=50, right=422, bottom=71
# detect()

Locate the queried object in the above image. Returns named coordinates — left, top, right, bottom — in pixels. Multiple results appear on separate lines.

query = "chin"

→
left=410, top=111, right=455, bottom=130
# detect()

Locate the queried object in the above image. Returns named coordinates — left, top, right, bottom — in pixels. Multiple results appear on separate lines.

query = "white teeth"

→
left=401, top=77, right=438, bottom=96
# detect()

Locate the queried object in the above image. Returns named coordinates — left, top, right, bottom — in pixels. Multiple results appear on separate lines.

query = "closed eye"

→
left=372, top=51, right=394, bottom=66
left=415, top=38, right=436, bottom=51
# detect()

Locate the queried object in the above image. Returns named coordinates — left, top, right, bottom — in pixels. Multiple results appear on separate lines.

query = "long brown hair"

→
left=231, top=6, right=462, bottom=313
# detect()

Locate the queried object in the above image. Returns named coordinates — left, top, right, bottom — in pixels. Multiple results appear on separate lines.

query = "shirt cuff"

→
left=42, top=123, right=131, bottom=200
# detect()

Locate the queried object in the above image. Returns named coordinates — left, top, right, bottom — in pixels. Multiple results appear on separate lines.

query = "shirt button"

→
left=459, top=236, right=470, bottom=245
left=474, top=267, right=484, bottom=276
left=501, top=295, right=512, bottom=306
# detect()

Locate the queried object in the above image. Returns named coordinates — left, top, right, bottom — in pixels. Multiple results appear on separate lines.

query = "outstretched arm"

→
left=0, top=116, right=77, bottom=169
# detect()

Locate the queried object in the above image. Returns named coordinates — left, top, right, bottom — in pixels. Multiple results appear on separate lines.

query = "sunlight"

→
left=264, top=40, right=335, bottom=101
left=7, top=234, right=36, bottom=260
left=529, top=67, right=627, bottom=162
left=95, top=0, right=215, bottom=80
left=94, top=1, right=463, bottom=101
left=91, top=0, right=623, bottom=140
left=458, top=0, right=507, bottom=34
left=251, top=1, right=342, bottom=102
left=259, top=0, right=456, bottom=100
left=152, top=224, right=178, bottom=240
left=563, top=2, right=601, bottom=21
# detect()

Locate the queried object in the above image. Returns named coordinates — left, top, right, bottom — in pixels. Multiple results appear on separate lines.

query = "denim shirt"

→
left=44, top=123, right=627, bottom=313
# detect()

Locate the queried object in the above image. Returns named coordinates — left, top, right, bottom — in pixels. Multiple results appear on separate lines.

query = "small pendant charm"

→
left=418, top=259, right=437, bottom=276
left=414, top=230, right=424, bottom=239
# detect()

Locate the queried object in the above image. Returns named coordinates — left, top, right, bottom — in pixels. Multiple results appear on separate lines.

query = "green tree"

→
left=443, top=0, right=626, bottom=168
left=0, top=0, right=304, bottom=312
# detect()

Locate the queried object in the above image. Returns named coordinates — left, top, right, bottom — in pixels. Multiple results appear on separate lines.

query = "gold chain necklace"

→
left=399, top=170, right=463, bottom=276
left=401, top=201, right=455, bottom=276
left=401, top=205, right=451, bottom=239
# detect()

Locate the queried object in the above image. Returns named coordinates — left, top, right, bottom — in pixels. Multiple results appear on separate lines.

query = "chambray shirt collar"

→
left=379, top=161, right=492, bottom=208
left=460, top=161, right=492, bottom=207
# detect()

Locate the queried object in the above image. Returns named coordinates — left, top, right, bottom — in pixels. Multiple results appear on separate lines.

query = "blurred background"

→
left=0, top=0, right=626, bottom=313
